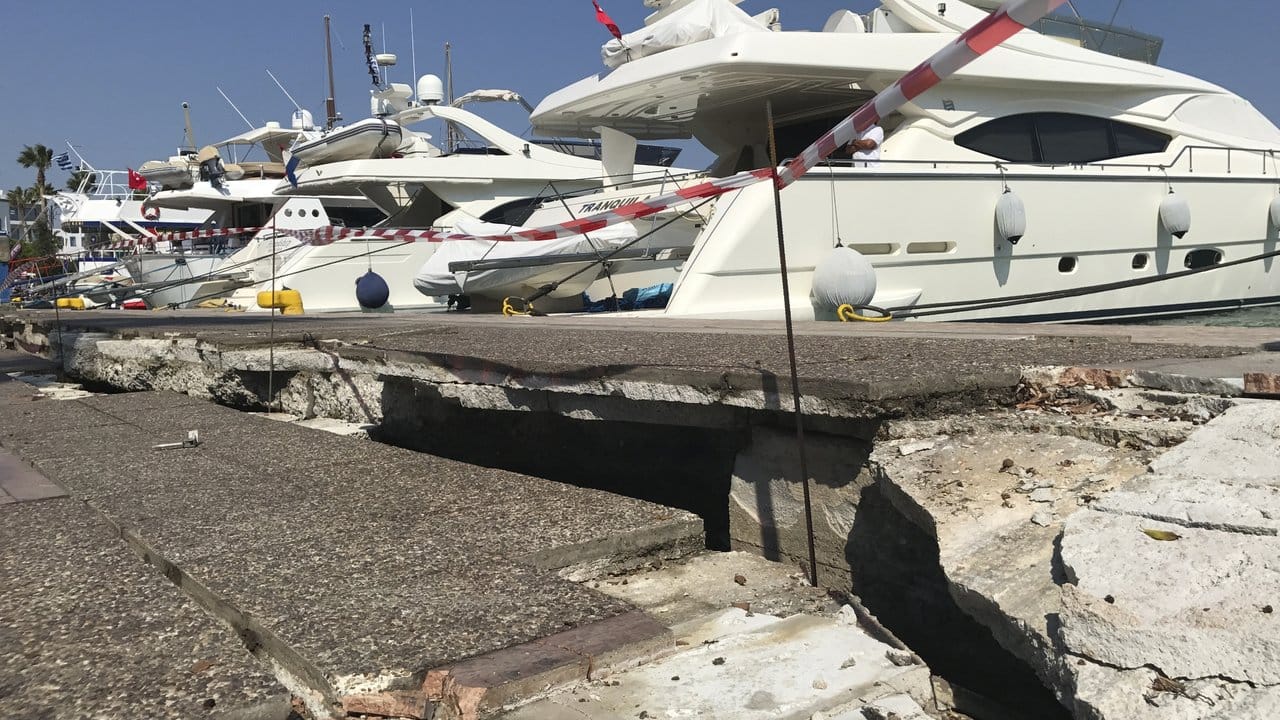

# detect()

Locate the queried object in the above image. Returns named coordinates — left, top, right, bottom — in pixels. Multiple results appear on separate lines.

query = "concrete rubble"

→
left=506, top=551, right=937, bottom=720
left=873, top=367, right=1280, bottom=719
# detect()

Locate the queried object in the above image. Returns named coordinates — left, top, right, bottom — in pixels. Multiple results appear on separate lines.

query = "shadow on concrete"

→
left=846, top=482, right=1070, bottom=719
left=375, top=376, right=745, bottom=549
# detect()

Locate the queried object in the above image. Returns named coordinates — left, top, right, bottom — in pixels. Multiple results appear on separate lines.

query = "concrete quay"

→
left=4, top=309, right=1280, bottom=719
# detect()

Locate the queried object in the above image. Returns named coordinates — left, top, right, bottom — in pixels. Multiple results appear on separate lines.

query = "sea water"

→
left=1127, top=306, right=1280, bottom=328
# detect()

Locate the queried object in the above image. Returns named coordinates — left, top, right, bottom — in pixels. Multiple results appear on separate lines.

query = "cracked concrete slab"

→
left=1053, top=401, right=1280, bottom=718
left=868, top=385, right=1280, bottom=718
left=1060, top=515, right=1280, bottom=685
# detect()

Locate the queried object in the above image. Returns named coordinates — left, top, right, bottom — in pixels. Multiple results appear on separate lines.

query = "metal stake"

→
left=766, top=99, right=819, bottom=588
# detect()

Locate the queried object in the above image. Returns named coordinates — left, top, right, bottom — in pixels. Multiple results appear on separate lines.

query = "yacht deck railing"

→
left=817, top=145, right=1280, bottom=177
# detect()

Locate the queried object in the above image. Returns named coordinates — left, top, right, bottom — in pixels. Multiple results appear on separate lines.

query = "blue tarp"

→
left=582, top=283, right=673, bottom=313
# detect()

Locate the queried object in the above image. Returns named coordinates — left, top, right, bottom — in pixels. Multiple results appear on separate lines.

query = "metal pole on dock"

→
left=765, top=100, right=819, bottom=588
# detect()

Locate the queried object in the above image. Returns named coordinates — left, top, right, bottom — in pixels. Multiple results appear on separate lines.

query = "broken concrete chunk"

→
left=1029, top=488, right=1057, bottom=504
left=897, top=439, right=938, bottom=456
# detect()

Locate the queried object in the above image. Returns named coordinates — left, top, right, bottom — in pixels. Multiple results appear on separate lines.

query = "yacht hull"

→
left=518, top=162, right=1280, bottom=322
left=237, top=236, right=447, bottom=313
left=123, top=254, right=232, bottom=309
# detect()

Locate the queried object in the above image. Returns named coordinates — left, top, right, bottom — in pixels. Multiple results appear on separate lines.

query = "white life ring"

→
left=142, top=205, right=160, bottom=221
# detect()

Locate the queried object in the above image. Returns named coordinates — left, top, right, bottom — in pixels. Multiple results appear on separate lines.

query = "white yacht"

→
left=50, top=168, right=209, bottom=267
left=125, top=125, right=392, bottom=311
left=282, top=77, right=690, bottom=228
left=481, top=0, right=1280, bottom=322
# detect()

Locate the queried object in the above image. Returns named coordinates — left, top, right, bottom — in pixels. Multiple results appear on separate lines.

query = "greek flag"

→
left=55, top=152, right=74, bottom=171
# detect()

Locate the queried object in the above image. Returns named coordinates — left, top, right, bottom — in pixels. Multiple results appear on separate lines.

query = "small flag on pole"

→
left=55, top=152, right=73, bottom=172
left=127, top=168, right=147, bottom=191
left=592, top=0, right=623, bottom=41
left=282, top=147, right=300, bottom=189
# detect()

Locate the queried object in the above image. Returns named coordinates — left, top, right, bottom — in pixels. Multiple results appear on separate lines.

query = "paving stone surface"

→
left=0, top=498, right=292, bottom=720
left=0, top=388, right=701, bottom=715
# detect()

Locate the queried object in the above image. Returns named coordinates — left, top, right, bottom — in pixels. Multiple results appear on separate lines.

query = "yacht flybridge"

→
left=476, top=0, right=1280, bottom=322
left=281, top=76, right=690, bottom=229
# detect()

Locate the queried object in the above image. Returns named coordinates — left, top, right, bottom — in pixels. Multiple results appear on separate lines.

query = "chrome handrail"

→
left=814, top=144, right=1280, bottom=176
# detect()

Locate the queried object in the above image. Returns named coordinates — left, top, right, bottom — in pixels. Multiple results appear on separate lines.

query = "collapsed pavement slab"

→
left=0, top=390, right=703, bottom=719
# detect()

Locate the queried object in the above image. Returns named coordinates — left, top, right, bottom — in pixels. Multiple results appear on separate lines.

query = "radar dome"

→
left=417, top=74, right=444, bottom=105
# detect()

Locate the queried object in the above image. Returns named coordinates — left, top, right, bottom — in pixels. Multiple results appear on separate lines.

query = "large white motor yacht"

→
left=126, top=126, right=396, bottom=311
left=281, top=77, right=691, bottom=228
left=496, top=0, right=1280, bottom=322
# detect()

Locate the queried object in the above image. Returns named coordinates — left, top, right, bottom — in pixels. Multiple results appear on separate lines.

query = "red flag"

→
left=592, top=0, right=623, bottom=41
left=127, top=168, right=147, bottom=191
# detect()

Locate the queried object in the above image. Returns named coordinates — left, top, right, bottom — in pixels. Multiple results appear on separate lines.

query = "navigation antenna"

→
left=217, top=87, right=257, bottom=131
left=324, top=15, right=342, bottom=130
left=266, top=69, right=305, bottom=113
left=181, top=102, right=197, bottom=153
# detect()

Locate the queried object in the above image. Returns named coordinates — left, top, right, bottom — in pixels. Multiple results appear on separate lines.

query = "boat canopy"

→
left=602, top=0, right=772, bottom=69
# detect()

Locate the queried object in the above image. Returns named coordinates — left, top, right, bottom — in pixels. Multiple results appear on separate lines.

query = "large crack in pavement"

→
left=871, top=369, right=1280, bottom=718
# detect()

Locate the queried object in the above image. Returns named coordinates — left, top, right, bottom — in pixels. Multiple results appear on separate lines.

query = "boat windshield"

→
left=1031, top=13, right=1162, bottom=64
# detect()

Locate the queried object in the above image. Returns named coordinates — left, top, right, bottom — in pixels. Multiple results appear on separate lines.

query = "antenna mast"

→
left=181, top=102, right=197, bottom=151
left=324, top=15, right=340, bottom=130
left=217, top=87, right=256, bottom=131
left=266, top=69, right=304, bottom=112
left=445, top=42, right=458, bottom=152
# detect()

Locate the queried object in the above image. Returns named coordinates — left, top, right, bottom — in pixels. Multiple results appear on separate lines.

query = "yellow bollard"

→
left=256, top=289, right=304, bottom=315
left=55, top=297, right=86, bottom=310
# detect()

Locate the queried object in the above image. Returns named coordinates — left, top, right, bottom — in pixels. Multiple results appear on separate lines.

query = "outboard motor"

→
left=195, top=146, right=226, bottom=188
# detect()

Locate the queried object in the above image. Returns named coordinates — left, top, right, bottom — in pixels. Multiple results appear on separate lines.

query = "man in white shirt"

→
left=843, top=124, right=883, bottom=167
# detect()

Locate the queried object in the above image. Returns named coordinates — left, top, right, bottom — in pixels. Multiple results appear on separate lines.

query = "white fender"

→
left=996, top=189, right=1026, bottom=244
left=1269, top=194, right=1280, bottom=228
left=1160, top=191, right=1191, bottom=239
left=810, top=245, right=877, bottom=311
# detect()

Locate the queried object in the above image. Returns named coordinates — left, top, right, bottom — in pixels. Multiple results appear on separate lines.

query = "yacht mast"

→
left=181, top=102, right=197, bottom=152
left=445, top=42, right=458, bottom=152
left=324, top=15, right=340, bottom=130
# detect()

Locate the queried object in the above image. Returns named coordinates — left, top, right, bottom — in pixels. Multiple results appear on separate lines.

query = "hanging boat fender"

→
left=995, top=188, right=1026, bottom=245
left=1159, top=190, right=1191, bottom=239
left=810, top=245, right=877, bottom=313
left=1269, top=194, right=1280, bottom=228
left=355, top=270, right=390, bottom=310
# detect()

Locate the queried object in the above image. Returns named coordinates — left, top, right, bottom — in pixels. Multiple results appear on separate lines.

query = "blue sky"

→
left=3, top=0, right=1278, bottom=192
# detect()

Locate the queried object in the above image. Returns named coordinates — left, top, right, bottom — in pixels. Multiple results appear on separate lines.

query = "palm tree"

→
left=16, top=144, right=54, bottom=191
left=65, top=169, right=97, bottom=193
left=6, top=186, right=29, bottom=227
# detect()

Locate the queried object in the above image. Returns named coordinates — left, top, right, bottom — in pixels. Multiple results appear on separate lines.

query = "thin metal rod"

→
left=266, top=69, right=304, bottom=113
left=267, top=215, right=277, bottom=413
left=410, top=9, right=418, bottom=101
left=766, top=99, right=819, bottom=588
left=217, top=87, right=256, bottom=131
left=324, top=15, right=339, bottom=130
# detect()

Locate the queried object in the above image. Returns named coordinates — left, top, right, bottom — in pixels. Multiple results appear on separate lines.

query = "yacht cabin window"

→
left=956, top=113, right=1171, bottom=164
